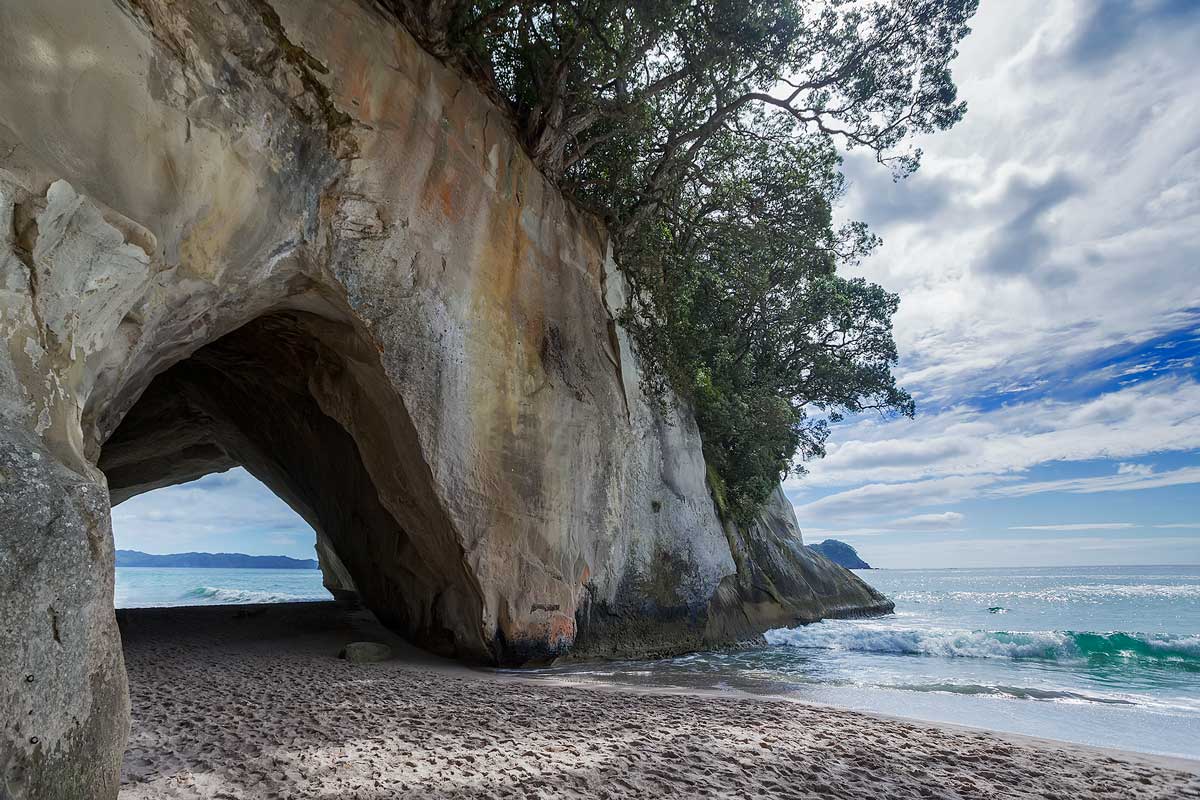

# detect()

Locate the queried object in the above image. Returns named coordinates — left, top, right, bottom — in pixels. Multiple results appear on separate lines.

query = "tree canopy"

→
left=384, top=0, right=977, bottom=520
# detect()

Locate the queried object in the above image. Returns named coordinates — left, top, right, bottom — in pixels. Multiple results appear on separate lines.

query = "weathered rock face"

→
left=0, top=0, right=891, bottom=796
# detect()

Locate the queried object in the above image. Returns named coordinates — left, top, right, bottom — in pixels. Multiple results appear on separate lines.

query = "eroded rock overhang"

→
left=0, top=1, right=891, bottom=795
left=0, top=0, right=742, bottom=673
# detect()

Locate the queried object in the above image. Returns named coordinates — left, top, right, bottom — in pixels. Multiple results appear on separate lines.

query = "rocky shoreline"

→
left=117, top=603, right=1200, bottom=799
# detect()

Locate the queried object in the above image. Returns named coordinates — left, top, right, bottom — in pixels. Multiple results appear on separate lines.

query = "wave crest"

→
left=181, top=586, right=325, bottom=604
left=765, top=622, right=1200, bottom=666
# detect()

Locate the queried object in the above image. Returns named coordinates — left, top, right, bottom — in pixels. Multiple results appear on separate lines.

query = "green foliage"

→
left=704, top=461, right=730, bottom=520
left=626, top=117, right=915, bottom=519
left=392, top=0, right=977, bottom=214
left=387, top=0, right=975, bottom=519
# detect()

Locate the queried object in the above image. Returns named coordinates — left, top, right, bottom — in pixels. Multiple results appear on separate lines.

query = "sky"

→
left=112, top=0, right=1200, bottom=568
left=786, top=0, right=1200, bottom=567
left=111, top=469, right=317, bottom=560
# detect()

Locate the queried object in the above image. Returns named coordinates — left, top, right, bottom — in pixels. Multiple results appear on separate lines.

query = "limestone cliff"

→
left=0, top=1, right=890, bottom=796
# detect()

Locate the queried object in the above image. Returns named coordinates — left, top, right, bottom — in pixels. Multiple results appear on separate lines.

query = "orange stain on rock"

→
left=547, top=612, right=576, bottom=645
left=439, top=182, right=456, bottom=220
left=502, top=612, right=577, bottom=653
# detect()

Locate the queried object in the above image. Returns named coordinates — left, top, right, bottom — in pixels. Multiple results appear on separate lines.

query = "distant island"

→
left=808, top=540, right=873, bottom=570
left=115, top=550, right=319, bottom=569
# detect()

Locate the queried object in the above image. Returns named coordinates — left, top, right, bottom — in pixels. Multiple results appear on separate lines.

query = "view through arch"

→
left=98, top=310, right=491, bottom=661
left=110, top=468, right=331, bottom=609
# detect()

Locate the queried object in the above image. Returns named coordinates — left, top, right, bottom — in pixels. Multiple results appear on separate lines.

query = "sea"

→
left=113, top=564, right=1200, bottom=760
left=114, top=566, right=331, bottom=608
left=517, top=565, right=1200, bottom=760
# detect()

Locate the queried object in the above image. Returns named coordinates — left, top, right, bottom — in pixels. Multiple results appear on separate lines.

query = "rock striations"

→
left=0, top=1, right=891, bottom=796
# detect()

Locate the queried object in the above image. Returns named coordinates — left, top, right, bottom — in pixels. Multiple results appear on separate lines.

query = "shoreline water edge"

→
left=116, top=563, right=1200, bottom=763
left=116, top=602, right=1200, bottom=798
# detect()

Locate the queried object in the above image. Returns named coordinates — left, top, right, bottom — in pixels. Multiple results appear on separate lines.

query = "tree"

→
left=623, top=115, right=913, bottom=518
left=385, top=0, right=976, bottom=220
left=380, top=0, right=975, bottom=519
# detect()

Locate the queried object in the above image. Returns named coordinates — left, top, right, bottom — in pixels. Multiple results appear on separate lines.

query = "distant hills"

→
left=808, top=539, right=873, bottom=570
left=115, top=550, right=318, bottom=569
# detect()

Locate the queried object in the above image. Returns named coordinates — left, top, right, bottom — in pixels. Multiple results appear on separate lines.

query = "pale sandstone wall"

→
left=0, top=1, right=890, bottom=796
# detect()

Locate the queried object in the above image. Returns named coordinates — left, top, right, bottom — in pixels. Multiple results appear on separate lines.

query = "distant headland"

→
left=808, top=540, right=873, bottom=570
left=116, top=550, right=318, bottom=570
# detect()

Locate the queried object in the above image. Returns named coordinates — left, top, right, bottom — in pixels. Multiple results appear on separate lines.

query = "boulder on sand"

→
left=341, top=642, right=392, bottom=664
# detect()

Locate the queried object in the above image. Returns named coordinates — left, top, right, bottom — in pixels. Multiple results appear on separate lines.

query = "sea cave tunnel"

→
left=97, top=310, right=491, bottom=662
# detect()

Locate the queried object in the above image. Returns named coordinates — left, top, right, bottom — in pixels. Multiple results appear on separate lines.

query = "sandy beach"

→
left=116, top=603, right=1200, bottom=799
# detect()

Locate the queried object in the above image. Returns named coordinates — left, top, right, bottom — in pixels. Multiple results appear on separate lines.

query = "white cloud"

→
left=994, top=465, right=1200, bottom=498
left=834, top=0, right=1200, bottom=408
left=111, top=468, right=314, bottom=555
left=1009, top=523, right=1138, bottom=531
left=788, top=378, right=1200, bottom=493
left=795, top=459, right=1200, bottom=531
left=783, top=4, right=1200, bottom=549
left=799, top=511, right=965, bottom=538
left=892, top=512, right=966, bottom=530
left=793, top=475, right=997, bottom=521
left=817, top=438, right=972, bottom=471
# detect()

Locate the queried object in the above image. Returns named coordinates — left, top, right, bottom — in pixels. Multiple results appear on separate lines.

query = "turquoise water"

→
left=114, top=564, right=1200, bottom=758
left=519, top=565, right=1200, bottom=760
left=114, top=566, right=331, bottom=607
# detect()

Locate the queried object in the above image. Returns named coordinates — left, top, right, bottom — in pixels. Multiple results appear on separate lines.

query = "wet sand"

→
left=117, top=602, right=1200, bottom=799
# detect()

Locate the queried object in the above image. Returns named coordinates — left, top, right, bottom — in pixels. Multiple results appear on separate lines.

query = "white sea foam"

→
left=183, top=586, right=325, bottom=604
left=764, top=621, right=1200, bottom=664
left=766, top=622, right=1071, bottom=659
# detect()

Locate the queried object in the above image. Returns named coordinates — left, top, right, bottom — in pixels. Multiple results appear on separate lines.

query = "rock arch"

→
left=0, top=1, right=891, bottom=796
left=100, top=309, right=490, bottom=660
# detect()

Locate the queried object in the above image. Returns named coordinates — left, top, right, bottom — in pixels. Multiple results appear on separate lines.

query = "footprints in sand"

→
left=117, top=605, right=1200, bottom=799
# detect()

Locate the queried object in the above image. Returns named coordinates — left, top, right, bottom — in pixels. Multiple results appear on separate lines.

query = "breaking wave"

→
left=765, top=622, right=1200, bottom=667
left=181, top=586, right=325, bottom=604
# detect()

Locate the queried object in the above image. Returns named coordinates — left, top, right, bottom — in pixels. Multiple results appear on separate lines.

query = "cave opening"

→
left=97, top=310, right=490, bottom=661
left=110, top=467, right=332, bottom=608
